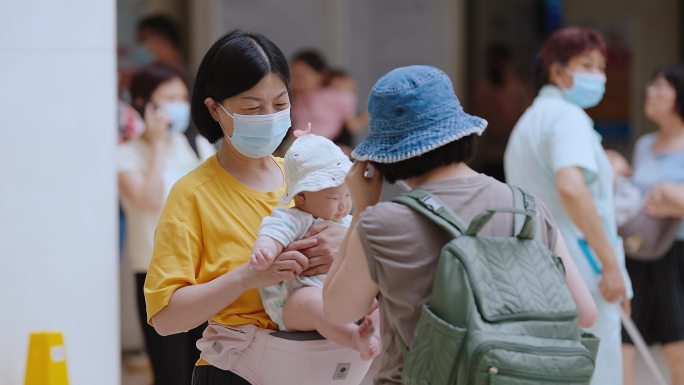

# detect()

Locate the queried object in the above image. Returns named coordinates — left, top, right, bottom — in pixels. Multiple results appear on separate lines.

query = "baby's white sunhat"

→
left=280, top=128, right=352, bottom=204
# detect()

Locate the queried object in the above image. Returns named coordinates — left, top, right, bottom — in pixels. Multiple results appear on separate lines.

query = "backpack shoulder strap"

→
left=510, top=185, right=538, bottom=240
left=392, top=189, right=465, bottom=239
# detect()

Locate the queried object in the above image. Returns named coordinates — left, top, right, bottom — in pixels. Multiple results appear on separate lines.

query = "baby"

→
left=605, top=149, right=643, bottom=226
left=251, top=131, right=380, bottom=360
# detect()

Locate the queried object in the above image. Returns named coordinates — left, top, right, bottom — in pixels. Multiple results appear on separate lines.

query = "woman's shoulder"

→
left=360, top=175, right=506, bottom=226
left=635, top=132, right=658, bottom=151
left=162, top=158, right=218, bottom=217
left=534, top=86, right=590, bottom=117
left=116, top=139, right=148, bottom=172
left=359, top=200, right=416, bottom=232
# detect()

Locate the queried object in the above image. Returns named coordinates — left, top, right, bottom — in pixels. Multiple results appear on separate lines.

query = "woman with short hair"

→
left=504, top=27, right=632, bottom=385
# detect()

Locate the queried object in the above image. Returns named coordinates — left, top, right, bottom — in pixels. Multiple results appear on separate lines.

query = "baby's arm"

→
left=252, top=207, right=314, bottom=270
left=251, top=235, right=285, bottom=270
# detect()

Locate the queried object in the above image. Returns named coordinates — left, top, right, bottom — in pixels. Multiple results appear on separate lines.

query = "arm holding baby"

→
left=251, top=207, right=316, bottom=270
left=646, top=182, right=684, bottom=218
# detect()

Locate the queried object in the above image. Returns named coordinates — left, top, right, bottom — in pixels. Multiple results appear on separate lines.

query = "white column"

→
left=0, top=1, right=119, bottom=385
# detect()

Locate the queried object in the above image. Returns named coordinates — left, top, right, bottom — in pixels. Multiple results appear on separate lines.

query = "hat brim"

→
left=351, top=112, right=487, bottom=163
left=280, top=163, right=351, bottom=204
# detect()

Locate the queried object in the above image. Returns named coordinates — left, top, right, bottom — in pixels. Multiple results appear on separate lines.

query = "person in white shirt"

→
left=504, top=27, right=632, bottom=385
left=118, top=63, right=214, bottom=385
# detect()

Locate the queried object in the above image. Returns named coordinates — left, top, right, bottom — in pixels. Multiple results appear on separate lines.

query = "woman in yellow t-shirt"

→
left=144, top=30, right=346, bottom=384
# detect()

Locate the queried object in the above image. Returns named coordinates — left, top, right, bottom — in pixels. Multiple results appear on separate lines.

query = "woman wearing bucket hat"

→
left=143, top=31, right=351, bottom=384
left=504, top=27, right=632, bottom=385
left=322, top=65, right=596, bottom=384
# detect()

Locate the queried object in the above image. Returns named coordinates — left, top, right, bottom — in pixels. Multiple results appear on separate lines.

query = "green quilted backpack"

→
left=392, top=186, right=599, bottom=385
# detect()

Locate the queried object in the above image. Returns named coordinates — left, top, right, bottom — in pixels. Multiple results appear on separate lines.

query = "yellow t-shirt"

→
left=144, top=155, right=285, bottom=330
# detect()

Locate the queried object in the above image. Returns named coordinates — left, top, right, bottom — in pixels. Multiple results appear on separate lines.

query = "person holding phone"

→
left=118, top=63, right=215, bottom=385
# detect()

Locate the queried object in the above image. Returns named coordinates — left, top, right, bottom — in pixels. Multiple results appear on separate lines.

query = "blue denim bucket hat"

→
left=352, top=65, right=487, bottom=163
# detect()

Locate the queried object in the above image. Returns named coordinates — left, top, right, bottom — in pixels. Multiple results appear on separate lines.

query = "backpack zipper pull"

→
left=489, top=367, right=499, bottom=384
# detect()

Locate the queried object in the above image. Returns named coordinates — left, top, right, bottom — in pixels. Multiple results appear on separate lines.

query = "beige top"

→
left=357, top=174, right=559, bottom=385
left=117, top=134, right=215, bottom=272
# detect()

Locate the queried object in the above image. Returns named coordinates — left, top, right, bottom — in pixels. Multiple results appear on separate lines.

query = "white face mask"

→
left=561, top=69, right=606, bottom=109
left=160, top=101, right=191, bottom=134
left=218, top=104, right=291, bottom=158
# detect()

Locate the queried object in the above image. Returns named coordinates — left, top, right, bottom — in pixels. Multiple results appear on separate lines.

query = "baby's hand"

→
left=250, top=248, right=275, bottom=271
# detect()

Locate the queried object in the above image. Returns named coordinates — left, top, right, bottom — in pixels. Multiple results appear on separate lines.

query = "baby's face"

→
left=297, top=184, right=352, bottom=221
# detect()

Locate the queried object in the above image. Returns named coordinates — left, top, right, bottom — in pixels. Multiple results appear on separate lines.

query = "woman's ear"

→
left=204, top=97, right=220, bottom=122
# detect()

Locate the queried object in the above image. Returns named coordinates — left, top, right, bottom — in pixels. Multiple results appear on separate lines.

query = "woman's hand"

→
left=345, top=161, right=384, bottom=213
left=243, top=241, right=312, bottom=289
left=599, top=262, right=628, bottom=305
left=144, top=103, right=171, bottom=146
left=645, top=182, right=684, bottom=218
left=300, top=223, right=346, bottom=276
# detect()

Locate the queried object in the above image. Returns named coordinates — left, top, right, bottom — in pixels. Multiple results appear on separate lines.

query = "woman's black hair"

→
left=292, top=49, right=328, bottom=74
left=191, top=30, right=291, bottom=143
left=372, top=135, right=477, bottom=184
left=129, top=63, right=188, bottom=112
left=654, top=62, right=684, bottom=120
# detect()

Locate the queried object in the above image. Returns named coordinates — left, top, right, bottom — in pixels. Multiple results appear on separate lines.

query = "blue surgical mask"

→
left=218, top=104, right=291, bottom=158
left=562, top=69, right=606, bottom=109
left=160, top=102, right=191, bottom=134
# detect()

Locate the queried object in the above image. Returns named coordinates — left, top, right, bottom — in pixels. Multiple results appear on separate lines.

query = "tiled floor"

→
left=120, top=353, right=375, bottom=385
left=121, top=353, right=151, bottom=385
left=121, top=348, right=668, bottom=385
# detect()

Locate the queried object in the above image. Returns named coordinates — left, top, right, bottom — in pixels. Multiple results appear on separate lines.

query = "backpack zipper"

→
left=469, top=341, right=594, bottom=384
left=488, top=366, right=592, bottom=384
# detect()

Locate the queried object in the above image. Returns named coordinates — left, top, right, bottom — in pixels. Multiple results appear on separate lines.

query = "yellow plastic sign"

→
left=24, top=332, right=69, bottom=385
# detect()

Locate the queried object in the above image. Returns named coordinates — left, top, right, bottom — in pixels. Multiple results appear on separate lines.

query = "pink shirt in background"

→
left=291, top=88, right=356, bottom=140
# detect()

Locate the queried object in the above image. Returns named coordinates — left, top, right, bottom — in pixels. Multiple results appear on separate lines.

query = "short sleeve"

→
left=259, top=207, right=313, bottom=246
left=356, top=204, right=418, bottom=284
left=117, top=143, right=142, bottom=173
left=356, top=202, right=451, bottom=286
left=144, top=219, right=202, bottom=323
left=547, top=110, right=599, bottom=183
left=356, top=209, right=381, bottom=283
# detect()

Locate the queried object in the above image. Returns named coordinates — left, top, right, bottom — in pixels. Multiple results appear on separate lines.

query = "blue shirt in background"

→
left=631, top=132, right=684, bottom=239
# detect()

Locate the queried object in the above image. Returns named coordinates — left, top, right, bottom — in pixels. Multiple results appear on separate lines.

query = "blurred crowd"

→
left=115, top=13, right=684, bottom=385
